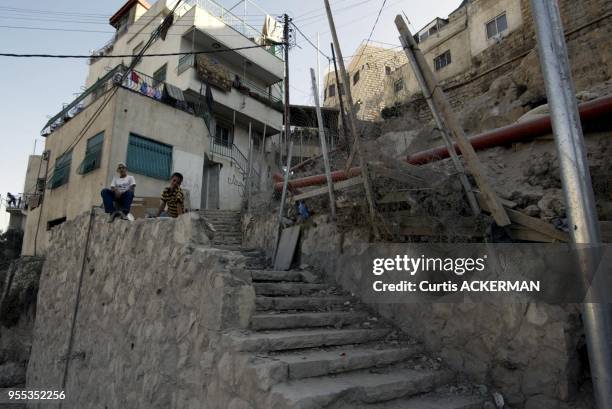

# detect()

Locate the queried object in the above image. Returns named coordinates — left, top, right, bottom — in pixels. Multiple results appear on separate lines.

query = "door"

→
left=202, top=157, right=220, bottom=209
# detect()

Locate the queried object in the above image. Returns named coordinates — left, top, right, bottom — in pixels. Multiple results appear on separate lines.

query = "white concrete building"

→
left=22, top=0, right=285, bottom=255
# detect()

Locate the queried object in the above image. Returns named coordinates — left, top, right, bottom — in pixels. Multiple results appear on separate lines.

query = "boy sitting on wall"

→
left=156, top=172, right=185, bottom=218
left=101, top=162, right=136, bottom=222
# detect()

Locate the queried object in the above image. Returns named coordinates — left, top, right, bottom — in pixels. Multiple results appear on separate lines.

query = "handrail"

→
left=210, top=138, right=261, bottom=181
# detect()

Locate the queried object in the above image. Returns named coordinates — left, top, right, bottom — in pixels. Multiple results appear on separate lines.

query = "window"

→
left=49, top=150, right=72, bottom=189
left=214, top=122, right=233, bottom=147
left=353, top=71, right=360, bottom=85
left=385, top=66, right=391, bottom=75
left=153, top=64, right=167, bottom=87
left=486, top=13, right=508, bottom=39
left=127, top=134, right=172, bottom=180
left=78, top=132, right=104, bottom=174
left=47, top=217, right=67, bottom=231
left=394, top=79, right=404, bottom=93
left=434, top=50, right=452, bottom=71
left=328, top=84, right=336, bottom=98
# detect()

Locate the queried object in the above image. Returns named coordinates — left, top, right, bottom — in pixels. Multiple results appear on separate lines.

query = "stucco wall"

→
left=22, top=155, right=42, bottom=195
left=22, top=91, right=118, bottom=256
left=468, top=0, right=524, bottom=56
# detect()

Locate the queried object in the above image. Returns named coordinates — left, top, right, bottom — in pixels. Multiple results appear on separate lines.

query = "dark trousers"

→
left=101, top=188, right=134, bottom=214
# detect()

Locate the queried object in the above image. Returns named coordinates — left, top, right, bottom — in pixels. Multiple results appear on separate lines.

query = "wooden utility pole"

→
left=283, top=14, right=291, bottom=160
left=310, top=68, right=336, bottom=219
left=274, top=141, right=294, bottom=261
left=330, top=43, right=349, bottom=141
left=246, top=121, right=253, bottom=212
left=397, top=31, right=480, bottom=216
left=395, top=15, right=510, bottom=227
left=323, top=0, right=378, bottom=235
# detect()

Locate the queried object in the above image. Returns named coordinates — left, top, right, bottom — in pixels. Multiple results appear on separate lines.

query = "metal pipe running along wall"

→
left=406, top=95, right=612, bottom=165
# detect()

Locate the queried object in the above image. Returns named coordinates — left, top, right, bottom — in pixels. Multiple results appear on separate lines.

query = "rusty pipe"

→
left=407, top=95, right=612, bottom=165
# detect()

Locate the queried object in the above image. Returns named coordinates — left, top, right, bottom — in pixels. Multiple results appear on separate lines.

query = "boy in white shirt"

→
left=101, top=162, right=136, bottom=222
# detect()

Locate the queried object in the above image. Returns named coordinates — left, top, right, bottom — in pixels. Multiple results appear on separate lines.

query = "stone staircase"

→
left=220, top=253, right=491, bottom=408
left=200, top=212, right=491, bottom=408
left=200, top=209, right=243, bottom=247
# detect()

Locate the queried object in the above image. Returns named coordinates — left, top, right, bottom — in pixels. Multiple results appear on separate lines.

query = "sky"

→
left=0, top=0, right=461, bottom=231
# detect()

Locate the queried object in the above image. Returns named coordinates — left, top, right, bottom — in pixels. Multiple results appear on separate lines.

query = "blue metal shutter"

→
left=127, top=134, right=172, bottom=180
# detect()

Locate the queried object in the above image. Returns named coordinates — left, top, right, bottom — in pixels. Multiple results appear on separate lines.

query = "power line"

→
left=0, top=44, right=275, bottom=59
left=43, top=0, right=186, bottom=187
left=350, top=0, right=387, bottom=69
left=291, top=22, right=331, bottom=60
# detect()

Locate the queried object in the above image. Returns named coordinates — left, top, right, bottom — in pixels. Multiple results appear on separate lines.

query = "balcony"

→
left=4, top=193, right=41, bottom=213
left=177, top=54, right=282, bottom=108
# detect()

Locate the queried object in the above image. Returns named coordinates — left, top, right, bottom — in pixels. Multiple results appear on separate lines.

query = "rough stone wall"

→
left=323, top=43, right=407, bottom=121
left=243, top=213, right=584, bottom=408
left=26, top=211, right=255, bottom=409
left=0, top=257, right=44, bottom=388
left=383, top=0, right=612, bottom=125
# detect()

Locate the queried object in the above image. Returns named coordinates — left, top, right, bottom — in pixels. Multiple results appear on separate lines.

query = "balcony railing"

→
left=183, top=0, right=283, bottom=59
left=3, top=193, right=41, bottom=212
left=177, top=55, right=282, bottom=107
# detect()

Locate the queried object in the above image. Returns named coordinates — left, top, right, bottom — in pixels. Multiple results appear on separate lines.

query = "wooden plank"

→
left=273, top=226, right=301, bottom=271
left=290, top=176, right=363, bottom=203
left=395, top=16, right=510, bottom=226
left=507, top=225, right=560, bottom=243
left=475, top=192, right=569, bottom=241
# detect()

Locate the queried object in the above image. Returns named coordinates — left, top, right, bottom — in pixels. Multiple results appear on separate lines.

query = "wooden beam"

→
left=475, top=192, right=569, bottom=241
left=290, top=176, right=363, bottom=203
left=395, top=15, right=510, bottom=226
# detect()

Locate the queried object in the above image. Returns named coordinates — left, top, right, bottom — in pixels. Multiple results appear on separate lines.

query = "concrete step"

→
left=268, top=344, right=424, bottom=380
left=268, top=368, right=454, bottom=409
left=251, top=270, right=321, bottom=283
left=365, top=393, right=485, bottom=409
left=254, top=282, right=330, bottom=296
left=251, top=311, right=369, bottom=330
left=256, top=296, right=354, bottom=311
left=226, top=328, right=390, bottom=352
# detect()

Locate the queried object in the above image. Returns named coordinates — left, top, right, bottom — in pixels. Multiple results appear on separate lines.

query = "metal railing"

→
left=183, top=0, right=283, bottom=59
left=177, top=54, right=282, bottom=105
left=210, top=137, right=260, bottom=181
left=3, top=193, right=41, bottom=211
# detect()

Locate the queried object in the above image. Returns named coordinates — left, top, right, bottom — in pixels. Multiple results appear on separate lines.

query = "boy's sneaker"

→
left=126, top=213, right=135, bottom=221
left=107, top=211, right=119, bottom=223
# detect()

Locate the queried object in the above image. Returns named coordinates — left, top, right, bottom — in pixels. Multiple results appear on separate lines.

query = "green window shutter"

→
left=49, top=150, right=73, bottom=189
left=78, top=131, right=104, bottom=174
left=127, top=134, right=172, bottom=180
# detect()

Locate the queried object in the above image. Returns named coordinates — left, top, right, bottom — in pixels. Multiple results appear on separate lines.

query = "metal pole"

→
left=310, top=68, right=336, bottom=219
left=283, top=14, right=291, bottom=159
left=398, top=34, right=480, bottom=216
left=274, top=141, right=294, bottom=261
left=246, top=122, right=253, bottom=212
left=316, top=32, right=321, bottom=100
left=531, top=2, right=611, bottom=408
left=330, top=43, right=349, bottom=141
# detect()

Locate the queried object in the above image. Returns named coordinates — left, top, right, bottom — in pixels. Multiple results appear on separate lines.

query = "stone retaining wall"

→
left=26, top=211, right=255, bottom=409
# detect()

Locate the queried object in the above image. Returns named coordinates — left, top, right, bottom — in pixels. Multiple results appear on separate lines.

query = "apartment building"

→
left=21, top=0, right=285, bottom=255
left=322, top=42, right=407, bottom=121
left=383, top=0, right=524, bottom=108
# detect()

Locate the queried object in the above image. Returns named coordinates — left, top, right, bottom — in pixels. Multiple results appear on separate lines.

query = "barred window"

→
left=214, top=122, right=233, bottom=147
left=434, top=50, right=452, bottom=71
left=127, top=133, right=172, bottom=180
left=49, top=150, right=73, bottom=189
left=78, top=131, right=104, bottom=174
left=153, top=64, right=167, bottom=87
